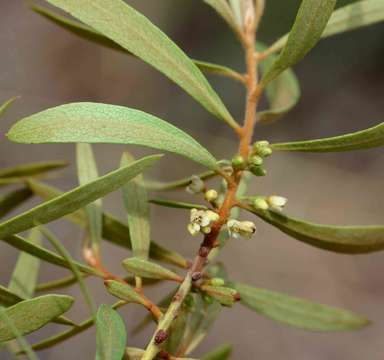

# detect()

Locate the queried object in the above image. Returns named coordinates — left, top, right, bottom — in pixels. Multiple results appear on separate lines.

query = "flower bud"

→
left=252, top=140, right=272, bottom=157
left=249, top=155, right=263, bottom=166
left=249, top=165, right=267, bottom=177
left=186, top=175, right=205, bottom=194
left=267, top=195, right=287, bottom=211
left=253, top=196, right=269, bottom=210
left=204, top=189, right=218, bottom=202
left=231, top=155, right=246, bottom=170
left=210, top=277, right=225, bottom=287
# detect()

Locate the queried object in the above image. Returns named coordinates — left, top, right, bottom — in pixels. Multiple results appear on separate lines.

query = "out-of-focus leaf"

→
left=235, top=282, right=370, bottom=331
left=271, top=122, right=384, bottom=152
left=202, top=344, right=232, bottom=360
left=43, top=0, right=237, bottom=128
left=0, top=295, right=74, bottom=341
left=228, top=0, right=242, bottom=26
left=203, top=0, right=241, bottom=36
left=0, top=161, right=68, bottom=179
left=76, top=143, right=102, bottom=253
left=0, top=155, right=161, bottom=238
left=149, top=199, right=207, bottom=210
left=122, top=258, right=183, bottom=282
left=0, top=188, right=33, bottom=219
left=121, top=153, right=150, bottom=265
left=96, top=304, right=127, bottom=360
left=268, top=0, right=384, bottom=54
left=31, top=4, right=243, bottom=83
left=0, top=97, right=18, bottom=118
left=261, top=0, right=336, bottom=87
left=8, top=103, right=218, bottom=170
left=257, top=44, right=300, bottom=124
left=104, top=280, right=145, bottom=306
left=27, top=180, right=189, bottom=269
left=201, top=286, right=239, bottom=307
left=1, top=234, right=97, bottom=275
left=8, top=228, right=41, bottom=299
left=251, top=209, right=384, bottom=254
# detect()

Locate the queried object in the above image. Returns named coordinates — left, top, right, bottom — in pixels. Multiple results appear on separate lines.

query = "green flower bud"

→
left=250, top=165, right=267, bottom=177
left=253, top=196, right=269, bottom=210
left=184, top=294, right=195, bottom=309
left=202, top=294, right=214, bottom=304
left=258, top=146, right=272, bottom=157
left=249, top=155, right=263, bottom=166
left=231, top=155, right=246, bottom=170
left=210, top=278, right=225, bottom=287
left=204, top=189, right=218, bottom=202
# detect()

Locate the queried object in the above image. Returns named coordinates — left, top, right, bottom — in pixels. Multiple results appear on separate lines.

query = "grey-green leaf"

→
left=122, top=257, right=182, bottom=282
left=96, top=304, right=127, bottom=360
left=104, top=280, right=145, bottom=306
left=257, top=44, right=300, bottom=124
left=0, top=97, right=17, bottom=118
left=251, top=209, right=384, bottom=254
left=0, top=295, right=74, bottom=341
left=8, top=228, right=42, bottom=299
left=261, top=0, right=336, bottom=87
left=0, top=188, right=33, bottom=219
left=201, top=285, right=239, bottom=307
left=234, top=282, right=370, bottom=331
left=149, top=199, right=208, bottom=210
left=0, top=161, right=68, bottom=179
left=43, top=0, right=236, bottom=128
left=76, top=143, right=102, bottom=252
left=0, top=154, right=161, bottom=239
left=121, top=153, right=150, bottom=260
left=271, top=122, right=384, bottom=152
left=202, top=344, right=232, bottom=360
left=7, top=102, right=218, bottom=169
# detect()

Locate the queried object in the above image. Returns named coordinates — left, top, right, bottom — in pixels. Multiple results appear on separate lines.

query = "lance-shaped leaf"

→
left=8, top=228, right=42, bottom=299
left=202, top=344, right=232, bottom=360
left=0, top=154, right=161, bottom=239
left=0, top=188, right=33, bottom=219
left=27, top=180, right=189, bottom=269
left=1, top=234, right=96, bottom=275
left=0, top=161, right=68, bottom=179
left=234, top=283, right=370, bottom=331
left=31, top=4, right=243, bottom=83
left=228, top=0, right=242, bottom=26
left=0, top=97, right=17, bottom=118
left=96, top=304, right=127, bottom=360
left=8, top=102, right=218, bottom=170
left=0, top=295, right=74, bottom=342
left=268, top=0, right=384, bottom=54
left=149, top=199, right=208, bottom=210
left=42, top=0, right=237, bottom=128
left=104, top=280, right=146, bottom=306
left=121, top=153, right=150, bottom=262
left=200, top=285, right=239, bottom=307
left=122, top=257, right=183, bottom=282
left=271, top=122, right=384, bottom=152
left=260, top=0, right=336, bottom=87
left=257, top=44, right=300, bottom=124
left=251, top=209, right=384, bottom=254
left=76, top=143, right=102, bottom=253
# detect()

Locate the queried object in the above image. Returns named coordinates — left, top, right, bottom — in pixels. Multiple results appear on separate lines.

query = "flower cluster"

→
left=187, top=208, right=220, bottom=236
left=227, top=219, right=256, bottom=239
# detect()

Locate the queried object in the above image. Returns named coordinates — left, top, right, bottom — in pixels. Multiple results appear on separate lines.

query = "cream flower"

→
left=267, top=196, right=287, bottom=211
left=227, top=219, right=256, bottom=239
left=188, top=209, right=219, bottom=236
left=186, top=175, right=205, bottom=194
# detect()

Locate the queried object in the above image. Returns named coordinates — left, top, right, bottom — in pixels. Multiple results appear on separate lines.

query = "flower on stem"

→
left=186, top=175, right=205, bottom=194
left=227, top=219, right=256, bottom=239
left=204, top=189, right=218, bottom=202
left=252, top=140, right=272, bottom=157
left=187, top=208, right=220, bottom=236
left=267, top=195, right=288, bottom=211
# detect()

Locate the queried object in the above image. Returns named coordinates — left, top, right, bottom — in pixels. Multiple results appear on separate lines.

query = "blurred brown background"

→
left=1, top=0, right=384, bottom=359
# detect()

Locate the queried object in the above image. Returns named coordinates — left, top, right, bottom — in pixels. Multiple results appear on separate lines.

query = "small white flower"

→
left=267, top=196, right=287, bottom=211
left=188, top=209, right=219, bottom=236
left=227, top=220, right=256, bottom=240
left=186, top=175, right=205, bottom=194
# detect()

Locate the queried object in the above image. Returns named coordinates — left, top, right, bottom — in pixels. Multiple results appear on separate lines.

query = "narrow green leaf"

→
left=200, top=285, right=239, bottom=307
left=31, top=4, right=242, bottom=83
left=1, top=234, right=97, bottom=275
left=0, top=295, right=74, bottom=341
left=8, top=228, right=42, bottom=299
left=0, top=285, right=23, bottom=307
left=76, top=143, right=102, bottom=252
left=36, top=274, right=87, bottom=292
left=121, top=153, right=150, bottom=261
left=269, top=0, right=384, bottom=53
left=0, top=161, right=68, bottom=179
left=202, top=344, right=232, bottom=360
left=43, top=0, right=237, bottom=128
left=203, top=0, right=241, bottom=36
left=228, top=0, right=242, bottom=26
left=257, top=44, right=300, bottom=124
left=149, top=199, right=208, bottom=210
left=104, top=280, right=145, bottom=306
left=271, top=122, right=384, bottom=152
left=122, top=257, right=183, bottom=282
left=0, top=97, right=18, bottom=118
left=261, top=0, right=337, bottom=87
left=235, top=282, right=370, bottom=331
left=251, top=209, right=384, bottom=254
left=0, top=188, right=33, bottom=219
left=96, top=304, right=127, bottom=360
left=27, top=180, right=189, bottom=269
left=8, top=102, right=218, bottom=169
left=0, top=154, right=161, bottom=239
